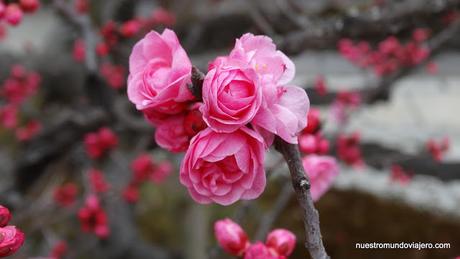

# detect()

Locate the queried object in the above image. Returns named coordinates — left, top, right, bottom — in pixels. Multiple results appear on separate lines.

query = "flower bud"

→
left=214, top=219, right=249, bottom=256
left=19, top=0, right=40, bottom=13
left=244, top=242, right=280, bottom=259
left=0, top=226, right=25, bottom=257
left=0, top=206, right=11, bottom=227
left=266, top=229, right=296, bottom=256
left=5, top=4, right=23, bottom=26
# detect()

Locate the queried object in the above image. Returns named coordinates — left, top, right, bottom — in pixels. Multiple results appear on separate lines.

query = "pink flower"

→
left=122, top=183, right=139, bottom=203
left=151, top=161, right=172, bottom=184
left=252, top=85, right=309, bottom=144
left=180, top=127, right=266, bottom=205
left=100, top=62, right=125, bottom=89
left=19, top=0, right=40, bottom=13
left=266, top=229, right=296, bottom=257
left=390, top=165, right=412, bottom=186
left=50, top=240, right=68, bottom=259
left=72, top=39, right=86, bottom=63
left=0, top=105, right=18, bottom=129
left=302, top=155, right=339, bottom=202
left=78, top=195, right=110, bottom=239
left=214, top=218, right=250, bottom=256
left=201, top=57, right=262, bottom=132
left=0, top=226, right=25, bottom=257
left=154, top=114, right=190, bottom=152
left=127, top=29, right=194, bottom=120
left=53, top=183, right=78, bottom=207
left=4, top=4, right=23, bottom=26
left=0, top=206, right=11, bottom=227
left=120, top=19, right=142, bottom=38
left=151, top=8, right=176, bottom=26
left=0, top=2, right=5, bottom=18
left=88, top=169, right=110, bottom=193
left=229, top=33, right=294, bottom=85
left=15, top=120, right=41, bottom=141
left=244, top=242, right=282, bottom=259
left=131, top=154, right=155, bottom=183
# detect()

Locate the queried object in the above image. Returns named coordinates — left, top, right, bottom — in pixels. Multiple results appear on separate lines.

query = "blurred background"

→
left=1, top=0, right=460, bottom=258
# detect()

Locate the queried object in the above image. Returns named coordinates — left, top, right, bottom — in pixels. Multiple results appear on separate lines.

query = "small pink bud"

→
left=214, top=218, right=249, bottom=256
left=0, top=206, right=11, bottom=227
left=5, top=4, right=23, bottom=26
left=266, top=229, right=296, bottom=256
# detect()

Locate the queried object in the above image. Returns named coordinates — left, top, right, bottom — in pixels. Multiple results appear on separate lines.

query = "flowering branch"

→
left=188, top=66, right=329, bottom=259
left=274, top=137, right=329, bottom=259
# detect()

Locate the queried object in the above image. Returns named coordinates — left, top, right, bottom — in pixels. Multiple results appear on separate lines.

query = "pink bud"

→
left=5, top=4, right=23, bottom=26
left=0, top=226, right=25, bottom=257
left=214, top=218, right=249, bottom=256
left=299, top=134, right=317, bottom=154
left=0, top=2, right=6, bottom=18
left=0, top=206, right=11, bottom=227
left=244, top=242, right=281, bottom=259
left=19, top=0, right=40, bottom=13
left=266, top=229, right=296, bottom=256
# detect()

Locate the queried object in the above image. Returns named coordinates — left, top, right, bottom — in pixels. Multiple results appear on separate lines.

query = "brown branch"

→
left=274, top=137, right=329, bottom=259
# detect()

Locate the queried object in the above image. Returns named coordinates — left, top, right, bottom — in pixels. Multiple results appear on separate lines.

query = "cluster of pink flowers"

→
left=337, top=132, right=364, bottom=167
left=127, top=29, right=309, bottom=205
left=426, top=137, right=450, bottom=162
left=0, top=65, right=42, bottom=141
left=390, top=165, right=412, bottom=186
left=298, top=109, right=339, bottom=201
left=123, top=154, right=173, bottom=203
left=77, top=195, right=109, bottom=239
left=214, top=218, right=296, bottom=259
left=88, top=169, right=111, bottom=193
left=72, top=7, right=175, bottom=89
left=0, top=0, right=40, bottom=40
left=338, top=28, right=431, bottom=76
left=314, top=75, right=327, bottom=96
left=330, top=90, right=361, bottom=125
left=83, top=127, right=118, bottom=159
left=0, top=205, right=25, bottom=257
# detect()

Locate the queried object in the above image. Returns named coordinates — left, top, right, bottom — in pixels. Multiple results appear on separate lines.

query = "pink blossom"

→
left=252, top=84, right=309, bottom=144
left=120, top=19, right=142, bottom=38
left=88, top=169, right=110, bottom=193
left=151, top=8, right=176, bottom=26
left=0, top=206, right=11, bottom=228
left=0, top=2, right=6, bottom=19
left=151, top=161, right=172, bottom=184
left=50, top=240, right=67, bottom=259
left=314, top=75, right=327, bottom=96
left=201, top=57, right=262, bottom=132
left=302, top=155, right=339, bottom=202
left=53, top=183, right=78, bottom=207
left=122, top=183, right=139, bottom=203
left=229, top=33, right=294, bottom=85
left=214, top=218, right=250, bottom=256
left=0, top=226, right=25, bottom=257
left=244, top=242, right=282, bottom=259
left=100, top=62, right=125, bottom=89
left=0, top=105, right=18, bottom=129
left=390, top=165, right=412, bottom=186
left=266, top=229, right=296, bottom=257
left=19, top=0, right=40, bottom=13
left=337, top=133, right=364, bottom=167
left=154, top=114, right=190, bottom=152
left=180, top=127, right=266, bottom=205
left=4, top=4, right=23, bottom=26
left=15, top=120, right=41, bottom=141
left=78, top=195, right=109, bottom=239
left=127, top=29, right=194, bottom=119
left=222, top=33, right=308, bottom=144
left=72, top=39, right=85, bottom=63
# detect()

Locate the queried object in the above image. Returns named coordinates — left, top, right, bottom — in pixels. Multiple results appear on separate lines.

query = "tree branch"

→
left=274, top=137, right=329, bottom=259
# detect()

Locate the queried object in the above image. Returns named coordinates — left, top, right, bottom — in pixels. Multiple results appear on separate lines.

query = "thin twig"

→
left=274, top=137, right=329, bottom=259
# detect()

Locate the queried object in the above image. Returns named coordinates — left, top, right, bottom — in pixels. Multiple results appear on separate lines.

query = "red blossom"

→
left=84, top=127, right=118, bottom=159
left=72, top=39, right=85, bottom=62
left=50, top=240, right=67, bottom=259
left=100, top=62, right=125, bottom=89
left=390, top=165, right=413, bottom=185
left=337, top=132, right=364, bottom=167
left=88, top=169, right=110, bottom=193
left=314, top=75, right=327, bottom=96
left=53, top=183, right=78, bottom=207
left=15, top=120, right=41, bottom=141
left=78, top=195, right=110, bottom=239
